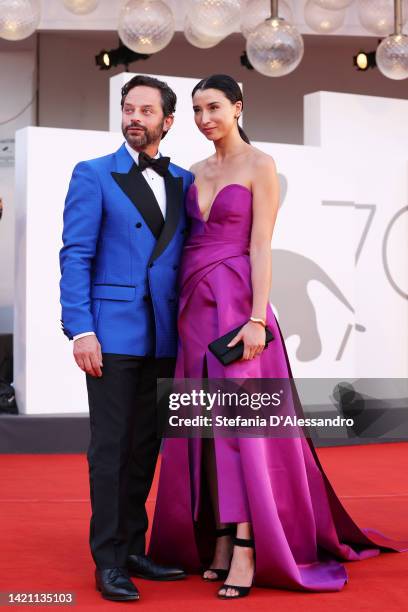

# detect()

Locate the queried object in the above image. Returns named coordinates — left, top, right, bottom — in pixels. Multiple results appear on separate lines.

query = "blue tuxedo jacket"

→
left=59, top=143, right=194, bottom=357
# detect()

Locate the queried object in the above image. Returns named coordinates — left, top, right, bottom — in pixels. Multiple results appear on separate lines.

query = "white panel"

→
left=304, top=91, right=408, bottom=152
left=0, top=51, right=36, bottom=333
left=304, top=91, right=408, bottom=378
left=14, top=127, right=123, bottom=414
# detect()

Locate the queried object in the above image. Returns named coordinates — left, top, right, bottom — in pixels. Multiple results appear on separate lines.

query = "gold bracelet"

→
left=249, top=316, right=266, bottom=327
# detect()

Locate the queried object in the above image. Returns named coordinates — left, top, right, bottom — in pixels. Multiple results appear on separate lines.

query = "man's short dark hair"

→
left=120, top=74, right=177, bottom=117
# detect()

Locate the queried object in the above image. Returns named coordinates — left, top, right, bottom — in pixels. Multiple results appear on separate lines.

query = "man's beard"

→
left=122, top=120, right=165, bottom=149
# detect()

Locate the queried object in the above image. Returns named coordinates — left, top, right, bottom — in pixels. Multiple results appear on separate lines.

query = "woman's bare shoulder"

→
left=249, top=146, right=277, bottom=173
left=189, top=156, right=214, bottom=177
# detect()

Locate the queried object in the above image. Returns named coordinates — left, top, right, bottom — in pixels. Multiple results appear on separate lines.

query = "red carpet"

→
left=1, top=443, right=407, bottom=610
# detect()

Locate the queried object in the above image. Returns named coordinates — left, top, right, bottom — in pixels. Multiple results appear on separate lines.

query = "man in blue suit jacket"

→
left=60, top=75, right=194, bottom=602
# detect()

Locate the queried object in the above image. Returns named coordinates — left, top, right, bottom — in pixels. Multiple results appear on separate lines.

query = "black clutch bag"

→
left=208, top=323, right=274, bottom=366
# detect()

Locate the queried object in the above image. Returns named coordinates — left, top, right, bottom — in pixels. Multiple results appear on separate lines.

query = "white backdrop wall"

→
left=0, top=49, right=36, bottom=333
left=14, top=73, right=408, bottom=414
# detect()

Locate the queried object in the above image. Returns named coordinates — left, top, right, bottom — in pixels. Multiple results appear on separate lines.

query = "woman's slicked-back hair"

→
left=192, top=74, right=250, bottom=144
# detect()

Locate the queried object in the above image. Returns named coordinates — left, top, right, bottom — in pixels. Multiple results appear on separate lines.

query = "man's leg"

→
left=125, top=357, right=185, bottom=580
left=127, top=357, right=175, bottom=554
left=86, top=354, right=146, bottom=570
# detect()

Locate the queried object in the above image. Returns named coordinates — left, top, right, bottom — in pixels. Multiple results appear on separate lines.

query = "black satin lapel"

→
left=111, top=163, right=164, bottom=239
left=149, top=173, right=183, bottom=263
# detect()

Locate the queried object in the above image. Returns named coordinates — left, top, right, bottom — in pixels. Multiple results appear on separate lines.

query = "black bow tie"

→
left=138, top=152, right=170, bottom=177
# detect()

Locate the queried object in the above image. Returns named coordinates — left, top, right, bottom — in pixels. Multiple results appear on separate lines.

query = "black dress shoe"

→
left=95, top=567, right=140, bottom=601
left=127, top=554, right=186, bottom=581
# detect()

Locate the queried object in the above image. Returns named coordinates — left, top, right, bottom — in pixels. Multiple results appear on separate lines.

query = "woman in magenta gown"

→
left=148, top=74, right=407, bottom=598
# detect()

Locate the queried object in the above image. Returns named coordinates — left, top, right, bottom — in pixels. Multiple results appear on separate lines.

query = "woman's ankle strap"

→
left=233, top=537, right=254, bottom=548
left=215, top=526, right=235, bottom=537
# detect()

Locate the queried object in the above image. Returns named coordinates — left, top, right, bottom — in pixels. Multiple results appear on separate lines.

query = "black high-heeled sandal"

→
left=217, top=536, right=255, bottom=599
left=202, top=526, right=236, bottom=582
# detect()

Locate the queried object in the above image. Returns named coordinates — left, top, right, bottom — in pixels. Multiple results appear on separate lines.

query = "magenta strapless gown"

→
left=148, top=183, right=407, bottom=591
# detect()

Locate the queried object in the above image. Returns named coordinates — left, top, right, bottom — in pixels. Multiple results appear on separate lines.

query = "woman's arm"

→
left=250, top=155, right=280, bottom=322
left=227, top=154, right=280, bottom=360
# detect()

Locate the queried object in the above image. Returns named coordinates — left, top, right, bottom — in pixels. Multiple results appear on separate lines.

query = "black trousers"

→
left=86, top=354, right=175, bottom=569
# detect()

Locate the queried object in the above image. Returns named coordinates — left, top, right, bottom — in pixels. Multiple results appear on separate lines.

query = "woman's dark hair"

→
left=121, top=75, right=177, bottom=139
left=191, top=74, right=250, bottom=144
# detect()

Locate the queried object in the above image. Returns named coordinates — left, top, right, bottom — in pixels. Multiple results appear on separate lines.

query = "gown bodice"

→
left=185, top=182, right=253, bottom=245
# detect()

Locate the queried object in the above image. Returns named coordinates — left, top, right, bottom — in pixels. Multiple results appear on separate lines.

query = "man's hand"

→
left=73, top=335, right=103, bottom=377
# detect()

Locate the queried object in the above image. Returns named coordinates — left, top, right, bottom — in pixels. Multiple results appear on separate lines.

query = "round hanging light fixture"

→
left=246, top=0, right=304, bottom=77
left=187, top=0, right=242, bottom=39
left=358, top=0, right=408, bottom=36
left=118, top=0, right=175, bottom=54
left=376, top=0, right=408, bottom=79
left=0, top=0, right=40, bottom=41
left=376, top=33, right=408, bottom=78
left=184, top=16, right=224, bottom=48
left=63, top=0, right=99, bottom=15
left=241, top=0, right=293, bottom=40
left=305, top=0, right=346, bottom=33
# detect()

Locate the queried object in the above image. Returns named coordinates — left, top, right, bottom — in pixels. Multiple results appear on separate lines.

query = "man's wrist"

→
left=73, top=331, right=96, bottom=341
